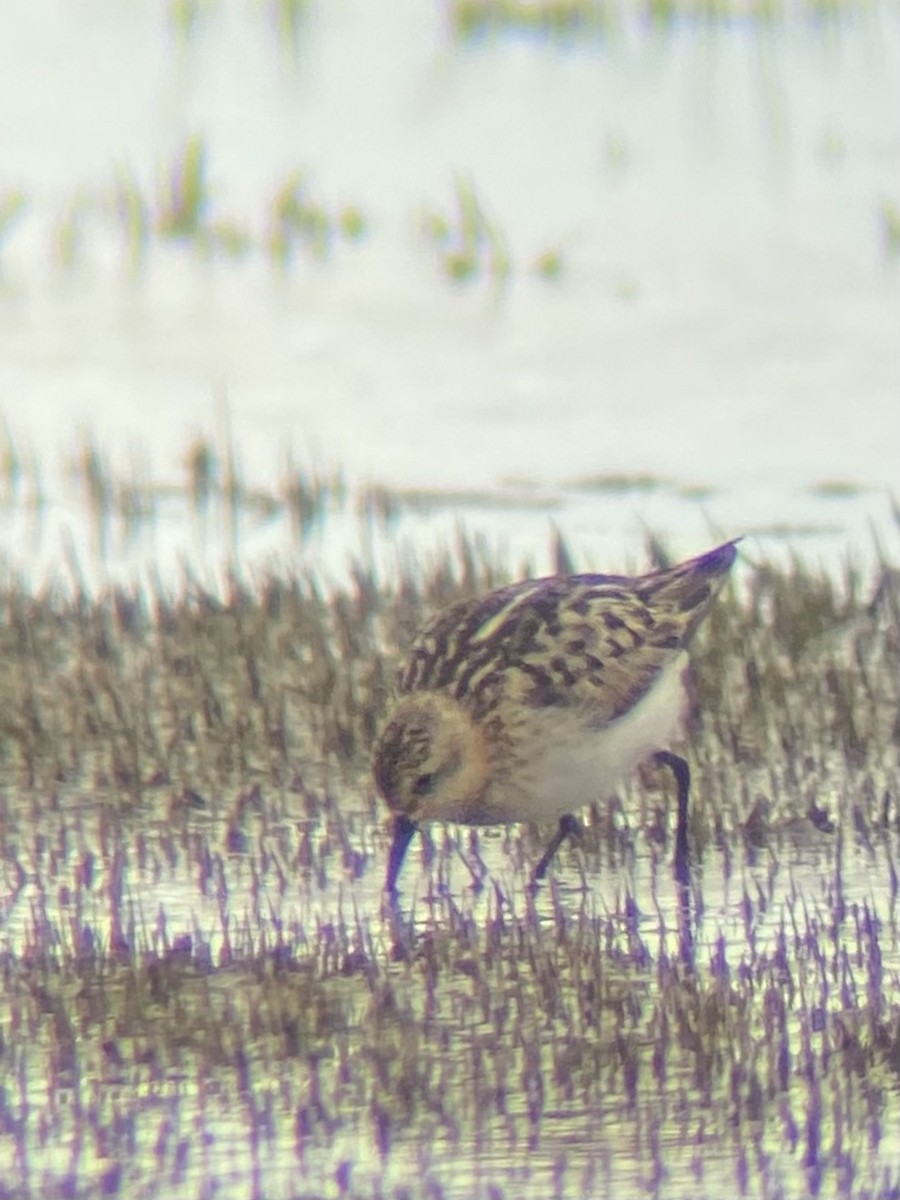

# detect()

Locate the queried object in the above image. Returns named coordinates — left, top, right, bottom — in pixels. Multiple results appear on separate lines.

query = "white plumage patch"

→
left=485, top=651, right=690, bottom=824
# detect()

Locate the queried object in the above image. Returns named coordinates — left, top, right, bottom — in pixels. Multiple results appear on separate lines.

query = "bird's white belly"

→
left=487, top=652, right=689, bottom=824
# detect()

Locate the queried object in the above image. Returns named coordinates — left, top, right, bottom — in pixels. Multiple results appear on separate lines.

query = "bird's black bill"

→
left=532, top=813, right=584, bottom=884
left=386, top=814, right=418, bottom=894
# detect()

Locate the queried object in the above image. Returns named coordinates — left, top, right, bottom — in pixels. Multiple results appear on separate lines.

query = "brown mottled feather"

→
left=397, top=540, right=738, bottom=727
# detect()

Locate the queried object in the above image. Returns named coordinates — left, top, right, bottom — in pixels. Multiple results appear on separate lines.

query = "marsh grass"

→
left=449, top=0, right=611, bottom=39
left=267, top=170, right=367, bottom=270
left=152, top=141, right=366, bottom=266
left=0, top=136, right=367, bottom=277
left=420, top=178, right=511, bottom=289
left=881, top=199, right=900, bottom=261
left=2, top=138, right=891, bottom=285
left=0, top=482, right=898, bottom=1197
left=419, top=178, right=568, bottom=287
left=43, top=431, right=345, bottom=567
left=448, top=0, right=876, bottom=38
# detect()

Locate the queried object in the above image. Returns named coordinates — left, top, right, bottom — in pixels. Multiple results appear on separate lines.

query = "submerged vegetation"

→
left=0, top=456, right=898, bottom=1197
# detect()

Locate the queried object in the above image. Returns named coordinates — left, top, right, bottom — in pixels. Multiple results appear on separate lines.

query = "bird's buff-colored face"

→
left=373, top=693, right=491, bottom=893
left=373, top=692, right=490, bottom=825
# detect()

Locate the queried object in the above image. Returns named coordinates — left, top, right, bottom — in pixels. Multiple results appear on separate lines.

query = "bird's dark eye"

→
left=412, top=772, right=435, bottom=797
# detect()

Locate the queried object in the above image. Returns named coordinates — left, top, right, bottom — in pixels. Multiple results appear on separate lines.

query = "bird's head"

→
left=373, top=692, right=490, bottom=825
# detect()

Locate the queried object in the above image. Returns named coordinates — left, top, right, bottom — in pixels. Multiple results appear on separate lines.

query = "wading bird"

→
left=374, top=539, right=739, bottom=893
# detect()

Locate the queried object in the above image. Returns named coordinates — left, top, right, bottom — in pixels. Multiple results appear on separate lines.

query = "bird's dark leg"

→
left=655, top=750, right=691, bottom=883
left=385, top=814, right=418, bottom=894
left=532, top=813, right=584, bottom=883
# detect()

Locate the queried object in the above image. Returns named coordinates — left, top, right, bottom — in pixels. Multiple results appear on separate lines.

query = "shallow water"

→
left=2, top=784, right=898, bottom=1199
left=0, top=1, right=898, bottom=589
